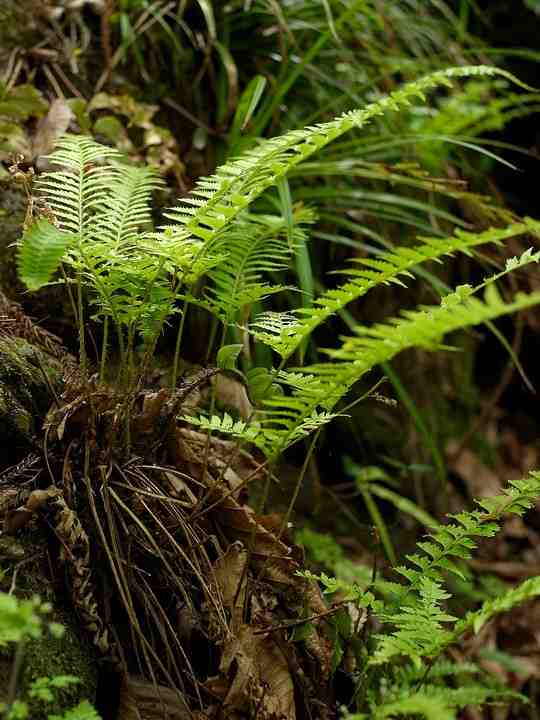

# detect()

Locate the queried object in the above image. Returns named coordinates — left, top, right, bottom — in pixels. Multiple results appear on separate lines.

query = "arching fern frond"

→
left=258, top=285, right=540, bottom=456
left=251, top=219, right=540, bottom=361
left=164, top=66, right=521, bottom=245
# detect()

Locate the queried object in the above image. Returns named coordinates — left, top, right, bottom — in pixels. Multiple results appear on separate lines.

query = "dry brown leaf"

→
left=218, top=624, right=296, bottom=720
left=447, top=446, right=502, bottom=499
left=216, top=494, right=297, bottom=585
left=118, top=674, right=192, bottom=720
left=173, top=426, right=263, bottom=495
left=131, top=389, right=168, bottom=434
left=3, top=485, right=61, bottom=533
left=164, top=471, right=198, bottom=504
left=211, top=373, right=253, bottom=420
left=213, top=541, right=247, bottom=629
left=32, top=99, right=74, bottom=167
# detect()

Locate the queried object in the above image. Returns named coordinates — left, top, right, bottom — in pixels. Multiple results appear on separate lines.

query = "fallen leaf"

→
left=32, top=99, right=74, bottom=167
left=118, top=674, right=191, bottom=720
left=447, top=446, right=502, bottom=499
left=213, top=541, right=248, bottom=629
left=3, top=485, right=61, bottom=533
left=211, top=373, right=253, bottom=420
left=218, top=624, right=296, bottom=719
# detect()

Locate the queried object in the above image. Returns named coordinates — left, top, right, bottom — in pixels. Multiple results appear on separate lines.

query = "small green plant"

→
left=0, top=593, right=100, bottom=720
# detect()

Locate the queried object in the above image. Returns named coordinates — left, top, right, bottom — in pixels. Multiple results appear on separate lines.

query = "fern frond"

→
left=367, top=683, right=519, bottom=720
left=202, top=208, right=315, bottom=322
left=371, top=577, right=456, bottom=667
left=164, top=66, right=519, bottom=244
left=180, top=413, right=261, bottom=444
left=259, top=286, right=540, bottom=456
left=393, top=472, right=540, bottom=599
left=17, top=218, right=76, bottom=291
left=36, top=135, right=120, bottom=238
left=368, top=471, right=540, bottom=667
left=251, top=219, right=540, bottom=360
left=367, top=691, right=456, bottom=720
left=456, top=575, right=540, bottom=636
left=92, top=162, right=163, bottom=247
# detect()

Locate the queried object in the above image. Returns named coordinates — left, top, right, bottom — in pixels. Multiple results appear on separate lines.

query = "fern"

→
left=180, top=413, right=260, bottom=444
left=456, top=575, right=540, bottom=635
left=302, top=475, right=540, bottom=717
left=358, top=683, right=520, bottom=720
left=200, top=208, right=315, bottom=323
left=369, top=472, right=540, bottom=667
left=35, top=136, right=120, bottom=238
left=164, top=66, right=524, bottom=246
left=91, top=161, right=163, bottom=248
left=252, top=281, right=540, bottom=457
left=251, top=219, right=540, bottom=361
left=17, top=218, right=76, bottom=291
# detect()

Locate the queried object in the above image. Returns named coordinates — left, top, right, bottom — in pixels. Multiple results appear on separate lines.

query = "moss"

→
left=21, top=610, right=99, bottom=718
left=0, top=336, right=64, bottom=465
left=0, top=532, right=99, bottom=718
left=0, top=188, right=27, bottom=299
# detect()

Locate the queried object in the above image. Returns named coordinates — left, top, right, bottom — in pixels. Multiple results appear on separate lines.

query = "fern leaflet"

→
left=17, top=218, right=76, bottom=291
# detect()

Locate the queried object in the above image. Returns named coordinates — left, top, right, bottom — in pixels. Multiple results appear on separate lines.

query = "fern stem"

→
left=171, top=298, right=189, bottom=390
left=76, top=273, right=87, bottom=382
left=100, top=317, right=109, bottom=383
left=278, top=430, right=320, bottom=538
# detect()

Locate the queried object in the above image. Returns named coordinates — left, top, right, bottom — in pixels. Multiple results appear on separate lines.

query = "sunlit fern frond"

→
left=164, top=67, right=520, bottom=245
left=250, top=220, right=540, bottom=361
left=256, top=283, right=540, bottom=457
left=201, top=207, right=315, bottom=323
left=91, top=162, right=164, bottom=248
left=35, top=135, right=120, bottom=238
left=17, top=218, right=76, bottom=291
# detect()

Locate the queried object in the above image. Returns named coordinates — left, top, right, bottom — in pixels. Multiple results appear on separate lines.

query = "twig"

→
left=253, top=600, right=349, bottom=635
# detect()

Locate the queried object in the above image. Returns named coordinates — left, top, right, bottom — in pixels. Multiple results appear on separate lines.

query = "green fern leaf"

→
left=164, top=66, right=520, bottom=245
left=92, top=162, right=163, bottom=247
left=456, top=575, right=540, bottom=635
left=201, top=208, right=315, bottom=322
left=180, top=413, right=261, bottom=445
left=369, top=692, right=456, bottom=720
left=36, top=135, right=119, bottom=238
left=259, top=286, right=540, bottom=456
left=367, top=471, right=540, bottom=667
left=17, top=218, right=75, bottom=291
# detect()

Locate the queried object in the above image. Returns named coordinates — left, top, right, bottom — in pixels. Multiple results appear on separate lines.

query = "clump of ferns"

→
left=14, top=65, right=540, bottom=710
left=300, top=472, right=540, bottom=719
